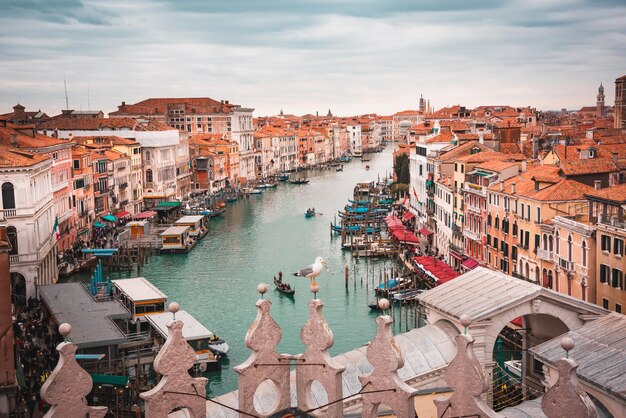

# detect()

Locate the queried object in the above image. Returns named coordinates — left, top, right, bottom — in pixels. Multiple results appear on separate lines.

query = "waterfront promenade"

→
left=64, top=147, right=400, bottom=397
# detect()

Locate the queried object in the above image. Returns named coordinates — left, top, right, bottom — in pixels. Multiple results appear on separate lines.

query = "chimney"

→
left=121, top=101, right=126, bottom=106
left=478, top=131, right=484, bottom=144
left=500, top=182, right=504, bottom=191
left=511, top=183, right=516, bottom=194
left=594, top=180, right=602, bottom=190
left=225, top=100, right=229, bottom=105
left=10, top=134, right=17, bottom=146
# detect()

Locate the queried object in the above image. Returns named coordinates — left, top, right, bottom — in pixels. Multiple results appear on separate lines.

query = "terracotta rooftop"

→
left=584, top=183, right=626, bottom=204
left=474, top=161, right=518, bottom=172
left=0, top=124, right=69, bottom=149
left=0, top=144, right=49, bottom=168
left=559, top=159, right=618, bottom=176
left=109, top=97, right=234, bottom=116
left=37, top=117, right=138, bottom=131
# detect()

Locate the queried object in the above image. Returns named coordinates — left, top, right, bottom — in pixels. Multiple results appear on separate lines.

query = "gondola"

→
left=305, top=208, right=316, bottom=218
left=278, top=174, right=289, bottom=181
left=289, top=179, right=309, bottom=185
left=274, top=276, right=295, bottom=295
left=199, top=208, right=225, bottom=218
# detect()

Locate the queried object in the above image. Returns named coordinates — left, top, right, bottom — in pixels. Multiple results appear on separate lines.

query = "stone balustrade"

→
left=39, top=288, right=598, bottom=418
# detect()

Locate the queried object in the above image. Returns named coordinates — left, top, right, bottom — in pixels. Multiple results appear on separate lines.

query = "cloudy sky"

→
left=1, top=0, right=625, bottom=116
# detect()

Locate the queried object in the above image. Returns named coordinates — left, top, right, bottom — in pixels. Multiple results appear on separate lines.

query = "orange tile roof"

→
left=109, top=97, right=233, bottom=116
left=0, top=144, right=49, bottom=167
left=37, top=117, right=138, bottom=130
left=584, top=183, right=626, bottom=204
left=559, top=159, right=618, bottom=176
left=0, top=124, right=69, bottom=149
left=474, top=161, right=518, bottom=172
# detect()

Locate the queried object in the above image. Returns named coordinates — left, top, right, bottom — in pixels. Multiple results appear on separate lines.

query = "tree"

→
left=399, top=158, right=410, bottom=184
left=394, top=153, right=408, bottom=182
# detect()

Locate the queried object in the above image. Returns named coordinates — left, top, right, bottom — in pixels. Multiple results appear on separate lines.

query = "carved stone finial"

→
left=139, top=320, right=207, bottom=418
left=40, top=330, right=107, bottom=418
left=460, top=314, right=472, bottom=333
left=434, top=334, right=502, bottom=418
left=257, top=283, right=268, bottom=298
left=359, top=316, right=417, bottom=418
left=296, top=299, right=345, bottom=416
left=234, top=299, right=290, bottom=417
left=378, top=298, right=390, bottom=312
left=58, top=323, right=72, bottom=341
left=310, top=283, right=320, bottom=299
left=541, top=356, right=597, bottom=418
left=168, top=302, right=179, bottom=319
left=561, top=337, right=575, bottom=357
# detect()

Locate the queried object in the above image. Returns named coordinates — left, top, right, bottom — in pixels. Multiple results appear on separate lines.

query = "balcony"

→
left=598, top=214, right=625, bottom=229
left=464, top=228, right=481, bottom=242
left=537, top=249, right=553, bottom=262
left=558, top=257, right=575, bottom=272
left=0, top=209, right=17, bottom=218
left=119, top=182, right=129, bottom=190
left=52, top=179, right=69, bottom=193
left=512, top=272, right=530, bottom=282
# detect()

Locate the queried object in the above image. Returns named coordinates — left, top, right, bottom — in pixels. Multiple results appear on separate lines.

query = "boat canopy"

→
left=112, top=277, right=167, bottom=302
left=146, top=310, right=213, bottom=341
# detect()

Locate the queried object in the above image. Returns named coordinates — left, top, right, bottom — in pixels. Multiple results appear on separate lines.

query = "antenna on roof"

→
left=63, top=74, right=69, bottom=110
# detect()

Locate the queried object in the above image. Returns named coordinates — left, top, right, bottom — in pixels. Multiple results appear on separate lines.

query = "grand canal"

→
left=67, top=146, right=400, bottom=397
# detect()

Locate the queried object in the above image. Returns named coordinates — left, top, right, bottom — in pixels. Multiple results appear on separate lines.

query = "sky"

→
left=1, top=0, right=625, bottom=117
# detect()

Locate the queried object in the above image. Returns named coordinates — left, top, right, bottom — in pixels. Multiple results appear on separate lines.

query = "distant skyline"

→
left=1, top=0, right=625, bottom=117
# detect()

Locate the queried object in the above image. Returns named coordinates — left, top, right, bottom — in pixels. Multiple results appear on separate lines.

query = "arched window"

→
left=512, top=222, right=518, bottom=236
left=487, top=213, right=492, bottom=227
left=548, top=271, right=553, bottom=288
left=6, top=226, right=17, bottom=255
left=543, top=234, right=548, bottom=250
left=145, top=150, right=151, bottom=162
left=568, top=235, right=573, bottom=261
left=582, top=241, right=587, bottom=267
left=525, top=262, right=529, bottom=280
left=2, top=182, right=15, bottom=209
left=146, top=169, right=153, bottom=183
left=495, top=216, right=500, bottom=230
left=549, top=235, right=553, bottom=252
left=209, top=170, right=214, bottom=181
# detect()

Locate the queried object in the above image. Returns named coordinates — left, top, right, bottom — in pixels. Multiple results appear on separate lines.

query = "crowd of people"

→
left=11, top=297, right=61, bottom=418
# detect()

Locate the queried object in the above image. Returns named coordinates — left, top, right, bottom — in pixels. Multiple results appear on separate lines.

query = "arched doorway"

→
left=11, top=272, right=26, bottom=307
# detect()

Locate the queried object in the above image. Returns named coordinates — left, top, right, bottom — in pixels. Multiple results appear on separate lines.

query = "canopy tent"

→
left=133, top=210, right=157, bottom=220
left=114, top=211, right=131, bottom=218
left=392, top=229, right=419, bottom=243
left=93, top=222, right=105, bottom=228
left=102, top=214, right=117, bottom=223
left=157, top=201, right=181, bottom=208
left=462, top=257, right=480, bottom=270
left=414, top=256, right=459, bottom=285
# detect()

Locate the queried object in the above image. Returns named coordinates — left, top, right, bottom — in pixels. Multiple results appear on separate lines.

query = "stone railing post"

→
left=434, top=315, right=502, bottom=418
left=541, top=338, right=598, bottom=418
left=295, top=299, right=345, bottom=416
left=359, top=298, right=418, bottom=418
left=233, top=285, right=291, bottom=417
left=40, top=323, right=108, bottom=418
left=139, top=302, right=208, bottom=418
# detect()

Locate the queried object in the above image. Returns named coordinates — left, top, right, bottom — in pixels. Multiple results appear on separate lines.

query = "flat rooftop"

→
left=112, top=277, right=167, bottom=302
left=146, top=310, right=213, bottom=341
left=175, top=215, right=204, bottom=224
left=39, top=283, right=130, bottom=349
left=161, top=225, right=190, bottom=236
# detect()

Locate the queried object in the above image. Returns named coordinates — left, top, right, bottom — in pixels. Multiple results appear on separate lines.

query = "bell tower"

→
left=596, top=82, right=605, bottom=117
left=615, top=75, right=626, bottom=129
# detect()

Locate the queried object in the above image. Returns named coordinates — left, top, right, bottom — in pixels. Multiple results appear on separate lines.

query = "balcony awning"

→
left=402, top=211, right=415, bottom=221
left=133, top=210, right=157, bottom=220
left=462, top=257, right=480, bottom=270
left=102, top=214, right=117, bottom=222
left=90, top=373, right=128, bottom=387
left=418, top=228, right=433, bottom=236
left=114, top=211, right=131, bottom=218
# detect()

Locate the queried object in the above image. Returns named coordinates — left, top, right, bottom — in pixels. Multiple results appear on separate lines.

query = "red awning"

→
left=402, top=211, right=415, bottom=221
left=133, top=210, right=157, bottom=220
left=511, top=317, right=523, bottom=327
left=413, top=255, right=459, bottom=284
left=449, top=250, right=463, bottom=261
left=418, top=228, right=433, bottom=236
left=114, top=211, right=131, bottom=218
left=462, top=257, right=480, bottom=269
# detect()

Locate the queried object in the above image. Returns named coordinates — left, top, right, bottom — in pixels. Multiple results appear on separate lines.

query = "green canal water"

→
left=66, top=146, right=403, bottom=397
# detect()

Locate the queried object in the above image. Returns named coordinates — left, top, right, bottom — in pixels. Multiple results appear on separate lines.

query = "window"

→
left=534, top=234, right=540, bottom=252
left=537, top=207, right=541, bottom=223
left=555, top=230, right=560, bottom=254
left=611, top=269, right=623, bottom=289
left=1, top=182, right=16, bottom=210
left=145, top=150, right=151, bottom=162
left=461, top=165, right=464, bottom=173
left=146, top=169, right=153, bottom=183
left=520, top=204, right=524, bottom=219
left=494, top=237, right=499, bottom=249
left=617, top=304, right=622, bottom=314
left=582, top=241, right=587, bottom=267
left=512, top=222, right=518, bottom=237
left=495, top=216, right=499, bottom=230
left=73, top=159, right=80, bottom=169
left=512, top=246, right=518, bottom=260
left=601, top=235, right=611, bottom=252
left=6, top=226, right=17, bottom=255
left=487, top=213, right=492, bottom=227
left=614, top=238, right=624, bottom=256
left=600, top=264, right=610, bottom=283
left=487, top=234, right=491, bottom=246
left=525, top=231, right=530, bottom=249
left=568, top=236, right=573, bottom=261
left=602, top=298, right=609, bottom=309
left=455, top=163, right=458, bottom=172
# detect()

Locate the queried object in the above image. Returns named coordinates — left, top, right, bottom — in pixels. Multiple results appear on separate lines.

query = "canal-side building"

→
left=392, top=109, right=423, bottom=142
left=584, top=183, right=626, bottom=312
left=0, top=144, right=56, bottom=301
left=109, top=97, right=257, bottom=181
left=110, top=136, right=144, bottom=215
left=71, top=146, right=95, bottom=242
left=189, top=135, right=229, bottom=193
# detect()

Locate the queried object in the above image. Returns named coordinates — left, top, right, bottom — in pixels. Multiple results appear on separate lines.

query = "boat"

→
left=199, top=208, right=225, bottom=218
left=208, top=335, right=230, bottom=356
left=362, top=154, right=372, bottom=162
left=330, top=224, right=380, bottom=234
left=289, top=179, right=309, bottom=185
left=504, top=360, right=522, bottom=381
left=258, top=182, right=277, bottom=189
left=336, top=165, right=343, bottom=172
left=250, top=188, right=262, bottom=194
left=278, top=174, right=289, bottom=181
left=353, top=149, right=363, bottom=158
left=305, top=208, right=316, bottom=218
left=375, top=277, right=410, bottom=294
left=274, top=276, right=295, bottom=295
left=338, top=155, right=352, bottom=162
left=365, top=165, right=370, bottom=170
left=226, top=195, right=237, bottom=202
